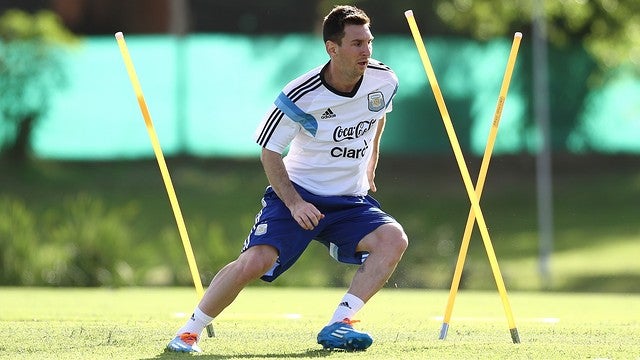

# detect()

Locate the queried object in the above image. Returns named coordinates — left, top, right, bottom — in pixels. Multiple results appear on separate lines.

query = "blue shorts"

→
left=241, top=183, right=398, bottom=282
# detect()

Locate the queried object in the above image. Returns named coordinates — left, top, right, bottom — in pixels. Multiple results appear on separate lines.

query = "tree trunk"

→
left=4, top=114, right=36, bottom=162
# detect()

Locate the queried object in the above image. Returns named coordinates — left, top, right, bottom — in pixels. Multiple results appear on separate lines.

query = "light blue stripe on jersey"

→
left=274, top=92, right=318, bottom=136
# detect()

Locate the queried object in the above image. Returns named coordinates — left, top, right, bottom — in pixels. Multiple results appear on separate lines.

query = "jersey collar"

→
left=320, top=61, right=364, bottom=98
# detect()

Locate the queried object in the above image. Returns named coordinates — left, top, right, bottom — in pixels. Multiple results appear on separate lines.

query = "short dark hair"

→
left=322, top=5, right=370, bottom=45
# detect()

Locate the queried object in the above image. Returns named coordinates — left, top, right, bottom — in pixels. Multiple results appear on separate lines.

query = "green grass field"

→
left=1, top=287, right=639, bottom=359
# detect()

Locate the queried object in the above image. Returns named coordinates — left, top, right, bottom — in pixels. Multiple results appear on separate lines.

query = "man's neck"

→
left=323, top=62, right=361, bottom=93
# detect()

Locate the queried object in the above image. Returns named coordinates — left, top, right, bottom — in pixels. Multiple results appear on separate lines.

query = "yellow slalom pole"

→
left=404, top=11, right=520, bottom=343
left=115, top=32, right=214, bottom=338
left=439, top=32, right=522, bottom=340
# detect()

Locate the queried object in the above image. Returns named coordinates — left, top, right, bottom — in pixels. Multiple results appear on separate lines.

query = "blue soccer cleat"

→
left=166, top=332, right=202, bottom=353
left=317, top=319, right=373, bottom=351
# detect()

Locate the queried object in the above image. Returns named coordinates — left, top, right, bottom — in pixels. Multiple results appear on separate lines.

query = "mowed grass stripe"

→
left=0, top=287, right=639, bottom=359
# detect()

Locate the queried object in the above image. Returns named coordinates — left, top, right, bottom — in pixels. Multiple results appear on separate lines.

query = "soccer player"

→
left=167, top=4, right=408, bottom=353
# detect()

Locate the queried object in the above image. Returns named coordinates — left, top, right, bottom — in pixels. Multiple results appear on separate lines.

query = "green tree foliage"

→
left=0, top=9, right=77, bottom=161
left=434, top=0, right=640, bottom=71
left=0, top=197, right=39, bottom=285
left=0, top=194, right=139, bottom=286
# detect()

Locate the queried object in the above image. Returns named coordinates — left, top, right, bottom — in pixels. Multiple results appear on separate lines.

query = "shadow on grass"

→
left=144, top=348, right=334, bottom=359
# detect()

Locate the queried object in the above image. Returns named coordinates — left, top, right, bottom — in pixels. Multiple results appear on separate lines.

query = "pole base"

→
left=206, top=324, right=215, bottom=338
left=439, top=323, right=449, bottom=340
left=510, top=328, right=520, bottom=343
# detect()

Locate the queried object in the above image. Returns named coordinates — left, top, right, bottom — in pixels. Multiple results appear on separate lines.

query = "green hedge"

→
left=2, top=157, right=639, bottom=292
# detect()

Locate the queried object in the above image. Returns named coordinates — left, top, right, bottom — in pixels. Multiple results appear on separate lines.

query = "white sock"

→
left=328, top=293, right=365, bottom=325
left=176, top=306, right=214, bottom=338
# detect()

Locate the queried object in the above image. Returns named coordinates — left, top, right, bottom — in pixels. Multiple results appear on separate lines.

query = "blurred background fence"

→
left=20, top=34, right=640, bottom=159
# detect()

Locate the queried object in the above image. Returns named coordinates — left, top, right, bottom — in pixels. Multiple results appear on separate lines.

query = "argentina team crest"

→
left=367, top=91, right=385, bottom=112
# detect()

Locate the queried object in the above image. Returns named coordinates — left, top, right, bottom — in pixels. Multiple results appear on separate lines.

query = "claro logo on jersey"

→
left=331, top=140, right=369, bottom=158
left=332, top=119, right=377, bottom=142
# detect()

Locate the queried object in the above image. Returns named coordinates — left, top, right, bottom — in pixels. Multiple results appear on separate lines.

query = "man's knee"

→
left=236, top=245, right=279, bottom=278
left=386, top=224, right=409, bottom=256
left=358, top=223, right=408, bottom=256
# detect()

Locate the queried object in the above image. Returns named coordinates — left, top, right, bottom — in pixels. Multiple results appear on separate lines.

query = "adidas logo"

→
left=338, top=301, right=352, bottom=309
left=321, top=108, right=337, bottom=119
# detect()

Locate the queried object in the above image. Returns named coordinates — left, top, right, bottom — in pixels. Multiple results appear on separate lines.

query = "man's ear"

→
left=325, top=40, right=338, bottom=57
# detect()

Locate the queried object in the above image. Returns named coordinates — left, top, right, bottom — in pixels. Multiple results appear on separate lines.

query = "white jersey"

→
left=254, top=59, right=398, bottom=196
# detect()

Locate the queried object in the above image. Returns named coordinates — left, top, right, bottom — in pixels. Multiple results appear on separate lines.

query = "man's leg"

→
left=318, top=223, right=408, bottom=350
left=348, top=222, right=408, bottom=302
left=327, top=222, right=408, bottom=322
left=199, top=244, right=279, bottom=317
left=167, top=245, right=278, bottom=352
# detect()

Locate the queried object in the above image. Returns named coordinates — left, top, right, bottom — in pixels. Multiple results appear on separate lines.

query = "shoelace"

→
left=179, top=332, right=198, bottom=345
left=340, top=318, right=360, bottom=326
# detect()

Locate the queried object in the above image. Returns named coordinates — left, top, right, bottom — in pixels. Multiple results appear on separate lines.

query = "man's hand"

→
left=367, top=168, right=377, bottom=193
left=260, top=148, right=325, bottom=230
left=289, top=200, right=325, bottom=230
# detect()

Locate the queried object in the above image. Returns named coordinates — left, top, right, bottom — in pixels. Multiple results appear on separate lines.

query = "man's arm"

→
left=260, top=148, right=324, bottom=230
left=367, top=114, right=386, bottom=193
